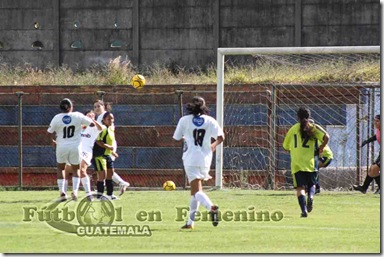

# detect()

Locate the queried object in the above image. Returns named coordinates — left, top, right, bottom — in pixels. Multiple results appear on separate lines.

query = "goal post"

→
left=216, top=45, right=380, bottom=189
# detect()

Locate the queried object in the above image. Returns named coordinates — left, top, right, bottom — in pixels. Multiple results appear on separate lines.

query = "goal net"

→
left=216, top=46, right=380, bottom=191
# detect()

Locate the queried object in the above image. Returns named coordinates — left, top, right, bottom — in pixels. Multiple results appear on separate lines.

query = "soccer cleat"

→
left=374, top=188, right=380, bottom=194
left=119, top=182, right=130, bottom=196
left=307, top=198, right=313, bottom=213
left=106, top=195, right=119, bottom=200
left=57, top=192, right=68, bottom=203
left=210, top=205, right=219, bottom=227
left=352, top=185, right=367, bottom=194
left=301, top=212, right=308, bottom=218
left=180, top=223, right=193, bottom=229
left=86, top=195, right=94, bottom=202
left=71, top=192, right=78, bottom=201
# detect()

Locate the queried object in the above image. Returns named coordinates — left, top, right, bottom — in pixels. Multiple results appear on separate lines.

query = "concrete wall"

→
left=0, top=0, right=379, bottom=69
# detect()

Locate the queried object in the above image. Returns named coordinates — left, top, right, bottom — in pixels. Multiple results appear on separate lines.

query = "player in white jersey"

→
left=173, top=96, right=225, bottom=229
left=47, top=98, right=95, bottom=202
left=79, top=110, right=104, bottom=199
left=93, top=100, right=130, bottom=196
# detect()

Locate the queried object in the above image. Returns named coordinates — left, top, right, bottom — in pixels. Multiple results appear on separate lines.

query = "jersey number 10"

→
left=63, top=125, right=75, bottom=139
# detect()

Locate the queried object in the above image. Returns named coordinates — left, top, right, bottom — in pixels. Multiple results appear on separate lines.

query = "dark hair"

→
left=94, top=100, right=112, bottom=112
left=60, top=98, right=72, bottom=112
left=297, top=107, right=314, bottom=139
left=102, top=111, right=112, bottom=120
left=375, top=114, right=380, bottom=120
left=186, top=96, right=209, bottom=116
left=101, top=111, right=114, bottom=126
left=84, top=110, right=93, bottom=116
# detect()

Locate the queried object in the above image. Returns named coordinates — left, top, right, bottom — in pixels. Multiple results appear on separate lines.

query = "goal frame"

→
left=215, top=45, right=380, bottom=189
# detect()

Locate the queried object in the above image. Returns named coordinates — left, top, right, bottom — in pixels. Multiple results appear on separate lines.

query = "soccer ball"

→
left=130, top=74, right=146, bottom=89
left=163, top=181, right=176, bottom=191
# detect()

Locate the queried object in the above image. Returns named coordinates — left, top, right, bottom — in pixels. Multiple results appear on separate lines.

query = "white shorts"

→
left=184, top=166, right=212, bottom=183
left=81, top=150, right=93, bottom=166
left=56, top=144, right=81, bottom=165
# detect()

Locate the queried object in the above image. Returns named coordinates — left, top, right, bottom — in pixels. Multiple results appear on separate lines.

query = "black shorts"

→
left=319, top=157, right=332, bottom=168
left=92, top=155, right=114, bottom=171
left=374, top=152, right=380, bottom=168
left=293, top=171, right=317, bottom=188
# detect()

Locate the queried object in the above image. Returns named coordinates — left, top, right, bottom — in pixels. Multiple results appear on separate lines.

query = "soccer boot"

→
left=86, top=194, right=94, bottom=202
left=352, top=185, right=367, bottom=194
left=71, top=192, right=78, bottom=201
left=180, top=223, right=193, bottom=229
left=307, top=197, right=313, bottom=213
left=57, top=192, right=68, bottom=203
left=210, top=205, right=219, bottom=227
left=300, top=212, right=308, bottom=218
left=119, top=182, right=130, bottom=196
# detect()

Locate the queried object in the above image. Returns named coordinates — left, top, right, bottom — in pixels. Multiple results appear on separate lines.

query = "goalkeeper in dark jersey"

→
left=353, top=114, right=380, bottom=194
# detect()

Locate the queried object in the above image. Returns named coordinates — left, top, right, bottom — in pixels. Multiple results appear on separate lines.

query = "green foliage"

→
left=0, top=57, right=380, bottom=85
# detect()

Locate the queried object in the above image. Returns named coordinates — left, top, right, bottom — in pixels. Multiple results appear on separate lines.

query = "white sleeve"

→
left=80, top=113, right=93, bottom=126
left=173, top=119, right=184, bottom=140
left=47, top=116, right=56, bottom=133
left=211, top=118, right=224, bottom=139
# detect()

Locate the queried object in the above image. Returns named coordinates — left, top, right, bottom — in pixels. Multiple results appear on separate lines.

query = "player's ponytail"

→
left=186, top=96, right=209, bottom=116
left=297, top=107, right=314, bottom=139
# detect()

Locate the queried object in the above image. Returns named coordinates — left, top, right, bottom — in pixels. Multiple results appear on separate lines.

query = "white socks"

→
left=112, top=172, right=125, bottom=185
left=57, top=179, right=65, bottom=194
left=72, top=177, right=80, bottom=194
left=187, top=196, right=200, bottom=226
left=81, top=176, right=91, bottom=196
left=195, top=191, right=213, bottom=210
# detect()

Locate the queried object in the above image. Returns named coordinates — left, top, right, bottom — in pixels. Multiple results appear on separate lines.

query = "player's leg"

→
left=112, top=172, right=130, bottom=196
left=105, top=156, right=116, bottom=199
left=55, top=145, right=68, bottom=201
left=353, top=168, right=376, bottom=194
left=192, top=167, right=219, bottom=226
left=306, top=172, right=317, bottom=213
left=68, top=146, right=81, bottom=200
left=293, top=171, right=308, bottom=217
left=56, top=162, right=67, bottom=201
left=369, top=164, right=380, bottom=194
left=94, top=156, right=107, bottom=198
left=316, top=157, right=331, bottom=194
left=64, top=164, right=72, bottom=194
left=80, top=151, right=93, bottom=198
left=371, top=154, right=380, bottom=194
left=70, top=164, right=80, bottom=200
left=79, top=159, right=92, bottom=200
left=181, top=178, right=201, bottom=229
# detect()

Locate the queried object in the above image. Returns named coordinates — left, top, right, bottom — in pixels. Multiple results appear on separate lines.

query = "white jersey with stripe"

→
left=47, top=112, right=93, bottom=146
left=173, top=114, right=224, bottom=168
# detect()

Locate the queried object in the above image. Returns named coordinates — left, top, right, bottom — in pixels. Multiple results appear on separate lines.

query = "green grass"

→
left=0, top=190, right=380, bottom=253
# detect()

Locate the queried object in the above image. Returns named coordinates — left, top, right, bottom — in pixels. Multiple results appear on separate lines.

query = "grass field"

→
left=0, top=189, right=380, bottom=253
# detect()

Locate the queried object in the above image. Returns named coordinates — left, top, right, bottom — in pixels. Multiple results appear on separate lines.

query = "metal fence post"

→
left=96, top=91, right=105, bottom=101
left=16, top=92, right=24, bottom=190
left=175, top=90, right=186, bottom=189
